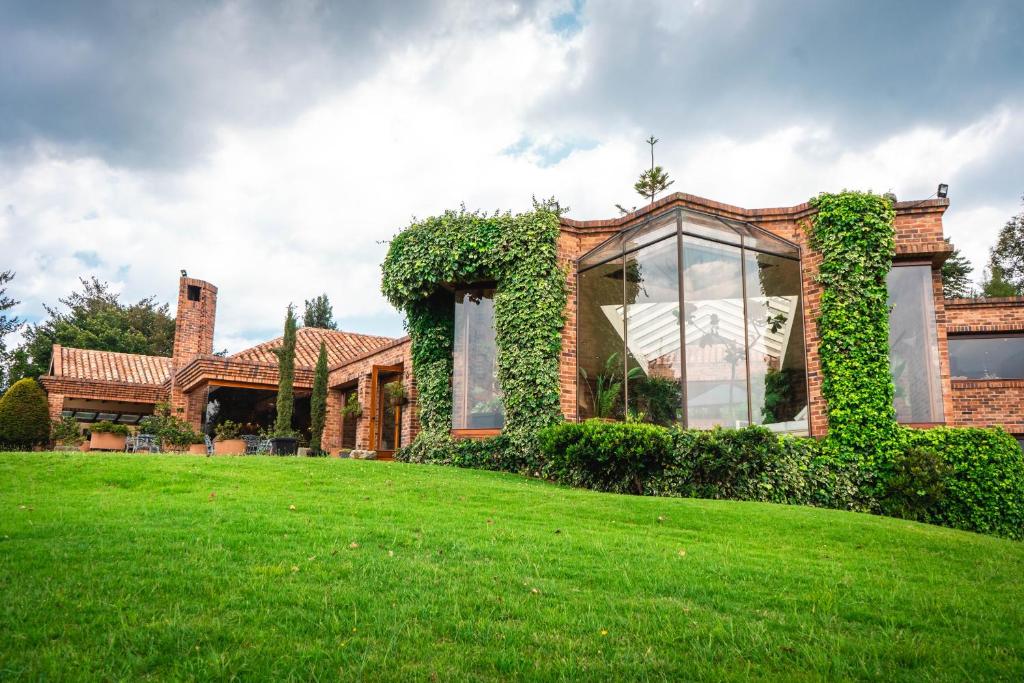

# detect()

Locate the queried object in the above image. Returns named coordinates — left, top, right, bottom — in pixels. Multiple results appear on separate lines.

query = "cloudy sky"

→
left=2, top=0, right=1022, bottom=352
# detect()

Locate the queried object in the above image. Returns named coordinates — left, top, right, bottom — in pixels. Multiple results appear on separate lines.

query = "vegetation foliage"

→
left=273, top=306, right=297, bottom=438
left=138, top=402, right=202, bottom=448
left=89, top=420, right=130, bottom=437
left=0, top=270, right=20, bottom=390
left=302, top=294, right=337, bottom=330
left=0, top=378, right=50, bottom=448
left=383, top=199, right=567, bottom=470
left=309, top=341, right=329, bottom=453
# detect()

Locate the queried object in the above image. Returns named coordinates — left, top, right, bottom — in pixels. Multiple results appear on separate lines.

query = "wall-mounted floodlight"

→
left=937, top=183, right=948, bottom=198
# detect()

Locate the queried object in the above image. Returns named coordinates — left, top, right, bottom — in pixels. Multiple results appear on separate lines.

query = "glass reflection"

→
left=625, top=238, right=682, bottom=425
left=683, top=236, right=748, bottom=428
left=949, top=335, right=1024, bottom=380
left=453, top=289, right=504, bottom=430
left=745, top=252, right=808, bottom=431
left=577, top=259, right=627, bottom=420
left=887, top=266, right=944, bottom=422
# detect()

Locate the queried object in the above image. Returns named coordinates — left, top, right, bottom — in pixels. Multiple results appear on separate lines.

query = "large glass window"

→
left=949, top=335, right=1024, bottom=380
left=453, top=289, right=504, bottom=430
left=576, top=207, right=808, bottom=434
left=578, top=259, right=626, bottom=420
left=683, top=236, right=748, bottom=429
left=745, top=252, right=808, bottom=430
left=625, top=239, right=682, bottom=426
left=887, top=265, right=944, bottom=422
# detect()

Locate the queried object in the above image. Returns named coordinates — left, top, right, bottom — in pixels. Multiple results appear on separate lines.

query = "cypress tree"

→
left=309, top=340, right=329, bottom=453
left=274, top=305, right=297, bottom=436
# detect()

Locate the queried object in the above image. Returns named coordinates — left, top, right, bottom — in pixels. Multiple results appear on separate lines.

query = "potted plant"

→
left=213, top=420, right=246, bottom=455
left=89, top=421, right=130, bottom=451
left=188, top=433, right=207, bottom=455
left=341, top=393, right=362, bottom=419
left=50, top=416, right=84, bottom=450
left=383, top=380, right=407, bottom=407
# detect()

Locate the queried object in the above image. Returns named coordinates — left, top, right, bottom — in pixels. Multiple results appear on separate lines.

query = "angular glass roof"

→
left=579, top=207, right=799, bottom=270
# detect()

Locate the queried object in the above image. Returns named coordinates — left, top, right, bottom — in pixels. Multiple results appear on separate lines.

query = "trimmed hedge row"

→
left=398, top=420, right=1024, bottom=540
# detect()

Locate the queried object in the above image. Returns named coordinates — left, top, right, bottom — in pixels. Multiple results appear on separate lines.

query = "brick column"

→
left=323, top=389, right=342, bottom=453
left=47, top=392, right=65, bottom=423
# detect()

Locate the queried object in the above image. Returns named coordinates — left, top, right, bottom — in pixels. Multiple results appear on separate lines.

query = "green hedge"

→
left=396, top=431, right=516, bottom=472
left=534, top=420, right=1024, bottom=539
left=0, top=378, right=51, bottom=448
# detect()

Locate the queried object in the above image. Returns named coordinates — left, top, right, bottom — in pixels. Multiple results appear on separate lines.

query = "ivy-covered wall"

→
left=808, top=191, right=900, bottom=462
left=381, top=202, right=567, bottom=467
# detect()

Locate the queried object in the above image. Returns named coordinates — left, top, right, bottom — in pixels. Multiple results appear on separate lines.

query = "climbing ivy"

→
left=808, top=191, right=899, bottom=464
left=381, top=200, right=567, bottom=470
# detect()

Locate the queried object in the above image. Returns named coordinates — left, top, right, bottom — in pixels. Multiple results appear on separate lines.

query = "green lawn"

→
left=0, top=453, right=1022, bottom=681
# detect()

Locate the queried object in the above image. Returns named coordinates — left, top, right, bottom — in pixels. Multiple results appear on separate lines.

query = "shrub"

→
left=878, top=446, right=949, bottom=522
left=51, top=416, right=84, bottom=447
left=90, top=421, right=130, bottom=437
left=214, top=420, right=242, bottom=441
left=538, top=420, right=673, bottom=494
left=139, top=404, right=201, bottom=449
left=395, top=431, right=515, bottom=471
left=309, top=341, right=329, bottom=453
left=0, top=378, right=51, bottom=448
left=896, top=426, right=1024, bottom=539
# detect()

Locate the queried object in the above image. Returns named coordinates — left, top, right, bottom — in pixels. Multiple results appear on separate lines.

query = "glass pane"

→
left=745, top=252, right=808, bottom=434
left=888, top=266, right=944, bottom=422
left=378, top=378, right=401, bottom=450
left=453, top=289, right=504, bottom=430
left=625, top=238, right=683, bottom=426
left=679, top=209, right=742, bottom=247
left=682, top=236, right=748, bottom=428
left=949, top=336, right=1024, bottom=379
left=580, top=233, right=623, bottom=270
left=722, top=217, right=799, bottom=258
left=577, top=258, right=626, bottom=420
left=623, top=211, right=678, bottom=254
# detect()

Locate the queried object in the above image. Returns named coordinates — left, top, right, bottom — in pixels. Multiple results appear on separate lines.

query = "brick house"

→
left=40, top=192, right=1024, bottom=453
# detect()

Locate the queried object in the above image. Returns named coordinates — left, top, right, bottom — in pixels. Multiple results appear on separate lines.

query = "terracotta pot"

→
left=90, top=432, right=127, bottom=451
left=188, top=444, right=208, bottom=455
left=214, top=438, right=246, bottom=455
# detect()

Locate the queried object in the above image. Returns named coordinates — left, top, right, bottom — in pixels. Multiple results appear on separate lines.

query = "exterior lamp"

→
left=937, top=183, right=948, bottom=198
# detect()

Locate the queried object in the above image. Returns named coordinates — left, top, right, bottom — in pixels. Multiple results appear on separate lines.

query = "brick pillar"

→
left=169, top=275, right=218, bottom=421
left=47, top=392, right=65, bottom=423
left=323, top=389, right=342, bottom=453
left=356, top=373, right=372, bottom=450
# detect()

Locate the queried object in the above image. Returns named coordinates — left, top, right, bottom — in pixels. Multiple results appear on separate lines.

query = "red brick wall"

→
left=324, top=338, right=416, bottom=454
left=943, top=297, right=1024, bottom=434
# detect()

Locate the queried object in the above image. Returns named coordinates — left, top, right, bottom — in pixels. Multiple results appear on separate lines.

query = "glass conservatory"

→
left=577, top=207, right=809, bottom=434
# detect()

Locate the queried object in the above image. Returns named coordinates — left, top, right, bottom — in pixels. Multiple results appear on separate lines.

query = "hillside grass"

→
left=1, top=452, right=1022, bottom=681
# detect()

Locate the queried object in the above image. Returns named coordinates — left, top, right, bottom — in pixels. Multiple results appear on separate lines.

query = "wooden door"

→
left=368, top=365, right=402, bottom=459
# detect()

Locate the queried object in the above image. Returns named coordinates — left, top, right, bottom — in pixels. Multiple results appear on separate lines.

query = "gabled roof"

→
left=50, top=345, right=171, bottom=385
left=229, top=327, right=395, bottom=369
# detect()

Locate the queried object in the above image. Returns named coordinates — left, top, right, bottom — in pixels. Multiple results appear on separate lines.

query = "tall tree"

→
left=0, top=271, right=21, bottom=389
left=273, top=305, right=297, bottom=436
left=617, top=135, right=674, bottom=215
left=941, top=239, right=975, bottom=298
left=309, top=341, right=329, bottom=453
left=987, top=198, right=1024, bottom=294
left=302, top=294, right=337, bottom=330
left=7, top=277, right=175, bottom=383
left=980, top=264, right=1019, bottom=298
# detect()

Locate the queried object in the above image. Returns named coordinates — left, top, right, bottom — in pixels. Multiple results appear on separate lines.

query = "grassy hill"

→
left=1, top=452, right=1022, bottom=681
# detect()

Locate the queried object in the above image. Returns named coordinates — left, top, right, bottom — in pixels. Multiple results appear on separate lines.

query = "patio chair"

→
left=135, top=434, right=161, bottom=453
left=256, top=438, right=272, bottom=455
left=204, top=434, right=214, bottom=456
left=242, top=435, right=260, bottom=455
left=124, top=434, right=137, bottom=452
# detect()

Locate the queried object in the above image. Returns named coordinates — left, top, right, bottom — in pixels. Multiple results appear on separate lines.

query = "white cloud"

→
left=1, top=8, right=1020, bottom=357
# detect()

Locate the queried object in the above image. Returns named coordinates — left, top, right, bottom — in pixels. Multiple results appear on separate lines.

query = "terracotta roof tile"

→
left=229, top=327, right=395, bottom=369
left=54, top=346, right=172, bottom=385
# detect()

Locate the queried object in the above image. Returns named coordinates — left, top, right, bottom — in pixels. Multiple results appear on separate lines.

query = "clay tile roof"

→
left=229, top=327, right=396, bottom=369
left=54, top=346, right=172, bottom=385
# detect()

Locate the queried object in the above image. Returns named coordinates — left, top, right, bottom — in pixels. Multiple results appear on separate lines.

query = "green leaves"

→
left=382, top=205, right=566, bottom=469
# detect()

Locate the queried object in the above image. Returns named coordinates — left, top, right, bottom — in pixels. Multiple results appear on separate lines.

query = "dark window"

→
left=949, top=335, right=1024, bottom=380
left=187, top=285, right=201, bottom=302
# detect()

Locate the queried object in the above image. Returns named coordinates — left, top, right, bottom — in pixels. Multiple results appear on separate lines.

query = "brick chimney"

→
left=169, top=275, right=217, bottom=425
